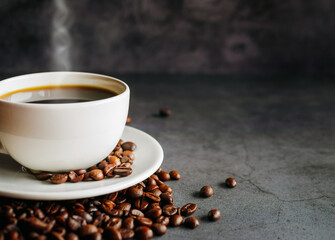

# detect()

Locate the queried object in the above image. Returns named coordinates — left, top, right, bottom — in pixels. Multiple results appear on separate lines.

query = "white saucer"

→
left=0, top=126, right=163, bottom=200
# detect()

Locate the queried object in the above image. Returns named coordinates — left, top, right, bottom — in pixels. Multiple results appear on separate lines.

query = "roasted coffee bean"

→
left=160, top=193, right=174, bottom=204
left=120, top=228, right=135, bottom=239
left=133, top=199, right=149, bottom=212
left=34, top=172, right=52, bottom=180
left=107, top=217, right=122, bottom=229
left=113, top=167, right=132, bottom=177
left=67, top=216, right=86, bottom=232
left=127, top=186, right=143, bottom=199
left=104, top=227, right=122, bottom=240
left=208, top=209, right=221, bottom=221
left=90, top=232, right=103, bottom=240
left=73, top=210, right=93, bottom=223
left=75, top=169, right=86, bottom=175
left=83, top=172, right=93, bottom=181
left=126, top=116, right=132, bottom=124
left=68, top=171, right=84, bottom=183
left=71, top=202, right=85, bottom=211
left=184, top=217, right=200, bottom=229
left=7, top=231, right=19, bottom=240
left=169, top=170, right=180, bottom=180
left=145, top=192, right=161, bottom=202
left=97, top=160, right=108, bottom=169
left=151, top=223, right=167, bottom=236
left=108, top=192, right=118, bottom=202
left=122, top=150, right=135, bottom=161
left=157, top=171, right=170, bottom=181
left=145, top=208, right=162, bottom=219
left=122, top=217, right=135, bottom=229
left=170, top=215, right=183, bottom=227
left=147, top=203, right=160, bottom=211
left=107, top=156, right=121, bottom=166
left=104, top=163, right=117, bottom=177
left=155, top=216, right=170, bottom=226
left=162, top=205, right=178, bottom=217
left=108, top=209, right=123, bottom=218
left=114, top=195, right=127, bottom=205
left=121, top=142, right=136, bottom=151
left=225, top=177, right=237, bottom=188
left=159, top=185, right=172, bottom=194
left=181, top=203, right=197, bottom=216
left=116, top=203, right=131, bottom=212
left=155, top=167, right=162, bottom=174
left=145, top=185, right=159, bottom=192
left=129, top=209, right=144, bottom=218
left=23, top=217, right=50, bottom=232
left=89, top=169, right=104, bottom=181
left=66, top=232, right=79, bottom=240
left=136, top=216, right=153, bottom=227
left=135, top=226, right=154, bottom=240
left=200, top=185, right=214, bottom=198
left=159, top=108, right=171, bottom=117
left=150, top=188, right=162, bottom=197
left=50, top=174, right=68, bottom=184
left=146, top=177, right=157, bottom=186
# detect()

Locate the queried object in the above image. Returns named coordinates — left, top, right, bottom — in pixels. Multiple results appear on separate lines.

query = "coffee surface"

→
left=0, top=85, right=117, bottom=103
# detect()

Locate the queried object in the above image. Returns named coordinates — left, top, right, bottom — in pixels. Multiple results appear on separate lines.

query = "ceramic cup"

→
left=0, top=72, right=130, bottom=172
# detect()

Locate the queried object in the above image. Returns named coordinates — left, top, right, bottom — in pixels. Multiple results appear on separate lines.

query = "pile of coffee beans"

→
left=32, top=140, right=136, bottom=184
left=0, top=167, right=224, bottom=240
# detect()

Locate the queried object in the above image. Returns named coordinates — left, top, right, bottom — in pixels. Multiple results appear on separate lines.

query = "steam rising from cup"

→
left=51, top=0, right=72, bottom=71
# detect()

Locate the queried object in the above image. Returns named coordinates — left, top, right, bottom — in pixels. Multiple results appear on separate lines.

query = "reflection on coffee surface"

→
left=0, top=85, right=117, bottom=103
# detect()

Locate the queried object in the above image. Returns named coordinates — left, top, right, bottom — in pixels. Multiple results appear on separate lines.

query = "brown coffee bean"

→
left=127, top=186, right=143, bottom=199
left=102, top=199, right=116, bottom=210
left=107, top=217, right=122, bottom=229
left=83, top=172, right=93, bottom=181
left=145, top=185, right=159, bottom=192
left=116, top=203, right=131, bottom=212
left=170, top=215, right=183, bottom=227
left=225, top=177, right=237, bottom=188
left=50, top=174, right=68, bottom=184
left=151, top=223, right=167, bottom=236
left=181, top=203, right=197, bottom=216
left=162, top=205, right=178, bottom=217
left=145, top=208, right=162, bottom=219
left=159, top=185, right=172, bottom=194
left=73, top=210, right=93, bottom=223
left=103, top=163, right=117, bottom=177
left=129, top=209, right=144, bottom=218
left=136, top=216, right=153, bottom=227
left=104, top=227, right=122, bottom=240
left=98, top=160, right=108, bottom=169
left=66, top=232, right=79, bottom=240
left=146, top=177, right=157, bottom=186
left=122, top=217, right=135, bottom=229
left=159, top=108, right=171, bottom=117
left=145, top=192, right=161, bottom=202
left=157, top=171, right=170, bottom=181
left=89, top=169, right=104, bottom=181
left=75, top=169, right=86, bottom=175
left=155, top=216, right=170, bottom=226
left=120, top=228, right=135, bottom=239
left=107, top=155, right=121, bottom=166
left=155, top=167, right=162, bottom=174
left=133, top=199, right=149, bottom=212
left=90, top=232, right=102, bottom=240
left=23, top=217, right=50, bottom=231
left=184, top=217, right=200, bottom=229
left=68, top=171, right=84, bottom=183
left=121, top=142, right=136, bottom=151
left=126, top=116, right=132, bottom=124
left=113, top=167, right=132, bottom=177
left=122, top=150, right=135, bottom=161
left=108, top=192, right=118, bottom=202
left=160, top=193, right=174, bottom=204
left=169, top=170, right=180, bottom=180
left=200, top=185, right=214, bottom=198
left=34, top=172, right=52, bottom=180
left=135, top=226, right=154, bottom=240
left=7, top=231, right=19, bottom=240
left=208, top=209, right=221, bottom=221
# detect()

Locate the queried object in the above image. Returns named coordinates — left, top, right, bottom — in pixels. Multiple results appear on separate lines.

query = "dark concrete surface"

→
left=120, top=75, right=335, bottom=239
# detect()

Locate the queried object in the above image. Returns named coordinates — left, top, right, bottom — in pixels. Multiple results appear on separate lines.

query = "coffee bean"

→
left=66, top=232, right=79, bottom=240
left=152, top=223, right=167, bottom=236
left=23, top=217, right=50, bottom=231
left=129, top=209, right=144, bottom=218
left=126, top=116, right=132, bottom=124
left=75, top=169, right=86, bottom=175
left=200, top=185, right=214, bottom=198
left=108, top=217, right=122, bottom=229
left=145, top=192, right=161, bottom=202
left=146, top=177, right=157, bottom=186
left=145, top=185, right=159, bottom=192
left=108, top=192, right=118, bottom=202
left=135, top=226, right=154, bottom=240
left=180, top=203, right=197, bottom=217
left=159, top=108, right=171, bottom=117
left=133, top=199, right=149, bottom=212
left=68, top=171, right=84, bottom=183
left=170, top=215, right=183, bottom=227
left=145, top=208, right=162, bottom=219
left=184, top=217, right=200, bottom=229
left=89, top=169, right=104, bottom=181
left=107, top=156, right=121, bottom=166
left=160, top=193, right=174, bottom=204
left=159, top=185, right=172, bottom=194
left=127, top=186, right=143, bottom=199
left=50, top=174, right=68, bottom=184
left=97, top=160, right=108, bottom=169
left=116, top=203, right=131, bottom=212
left=121, top=142, right=136, bottom=151
left=225, top=177, right=237, bottom=188
left=73, top=210, right=93, bottom=223
left=122, top=217, right=135, bottom=229
left=120, top=228, right=135, bottom=239
left=136, top=216, right=153, bottom=227
left=113, top=167, right=132, bottom=177
left=155, top=216, right=170, bottom=226
left=34, top=172, right=52, bottom=180
left=162, top=205, right=178, bottom=217
left=169, top=170, right=180, bottom=180
left=104, top=227, right=122, bottom=240
left=122, top=150, right=135, bottom=161
left=208, top=209, right=221, bottom=221
left=157, top=171, right=170, bottom=181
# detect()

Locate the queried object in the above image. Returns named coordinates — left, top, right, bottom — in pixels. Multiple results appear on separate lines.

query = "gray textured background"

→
left=0, top=0, right=334, bottom=75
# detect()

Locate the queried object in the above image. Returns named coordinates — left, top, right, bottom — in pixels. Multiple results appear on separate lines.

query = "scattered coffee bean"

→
left=180, top=203, right=197, bottom=216
left=113, top=167, right=133, bottom=177
left=89, top=169, right=104, bottom=181
left=78, top=224, right=98, bottom=237
left=50, top=174, right=68, bottom=184
left=127, top=186, right=144, bottom=199
left=162, top=205, right=178, bottom=217
left=34, top=172, right=52, bottom=180
left=152, top=223, right=167, bottom=236
left=208, top=209, right=221, bottom=221
left=159, top=108, right=171, bottom=117
left=157, top=171, right=170, bottom=181
left=120, top=228, right=135, bottom=239
left=170, top=215, right=184, bottom=227
left=121, top=142, right=136, bottom=151
left=136, top=216, right=153, bottom=227
left=200, top=185, right=214, bottom=198
left=105, top=226, right=122, bottom=240
left=155, top=216, right=170, bottom=226
left=225, top=177, right=237, bottom=188
left=169, top=170, right=180, bottom=180
left=184, top=217, right=200, bottom=229
left=135, top=226, right=153, bottom=240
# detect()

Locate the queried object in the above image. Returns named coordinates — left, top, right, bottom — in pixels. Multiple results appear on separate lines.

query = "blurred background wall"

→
left=0, top=0, right=334, bottom=75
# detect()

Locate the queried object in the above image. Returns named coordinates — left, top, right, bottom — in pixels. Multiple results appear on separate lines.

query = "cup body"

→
left=0, top=72, right=129, bottom=172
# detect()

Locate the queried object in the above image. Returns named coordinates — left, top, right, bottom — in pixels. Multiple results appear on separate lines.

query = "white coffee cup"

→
left=0, top=72, right=130, bottom=172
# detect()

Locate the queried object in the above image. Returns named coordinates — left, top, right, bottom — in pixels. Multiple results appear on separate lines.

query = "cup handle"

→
left=0, top=140, right=8, bottom=154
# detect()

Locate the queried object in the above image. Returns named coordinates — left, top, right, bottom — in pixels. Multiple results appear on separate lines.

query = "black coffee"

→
left=0, top=85, right=118, bottom=104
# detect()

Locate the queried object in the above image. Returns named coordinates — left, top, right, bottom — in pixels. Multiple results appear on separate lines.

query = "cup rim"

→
left=0, top=71, right=129, bottom=108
